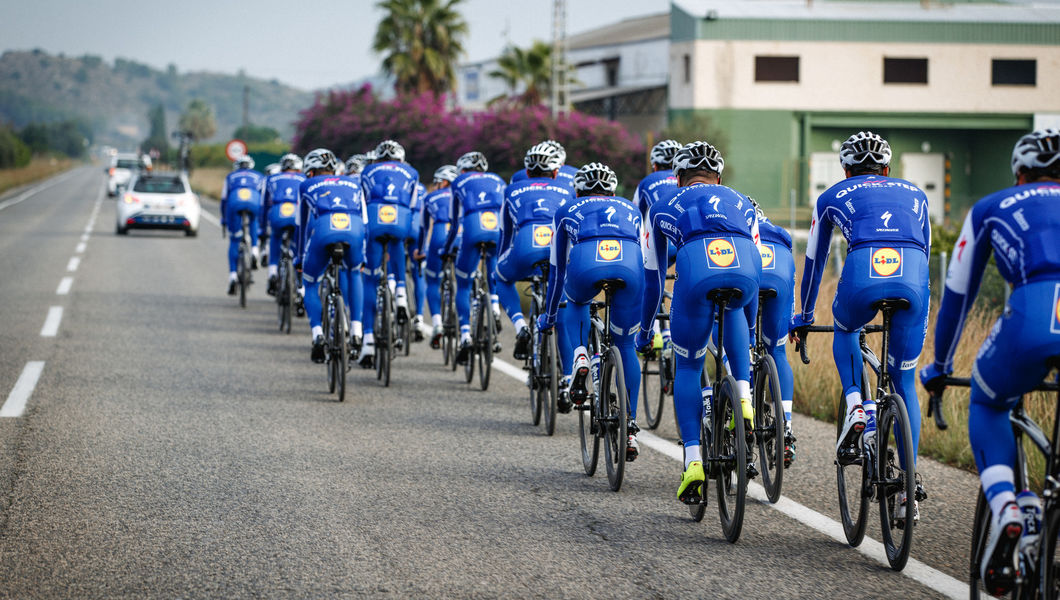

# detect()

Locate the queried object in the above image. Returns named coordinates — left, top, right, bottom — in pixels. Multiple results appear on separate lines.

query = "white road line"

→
left=56, top=277, right=73, bottom=295
left=80, top=233, right=90, bottom=243
left=0, top=361, right=45, bottom=418
left=75, top=242, right=87, bottom=254
left=66, top=257, right=80, bottom=272
left=0, top=169, right=80, bottom=212
left=199, top=210, right=221, bottom=227
left=40, top=306, right=63, bottom=337
left=492, top=356, right=964, bottom=600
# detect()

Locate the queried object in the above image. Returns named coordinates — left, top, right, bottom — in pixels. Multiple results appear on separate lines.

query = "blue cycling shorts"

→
left=497, top=224, right=552, bottom=283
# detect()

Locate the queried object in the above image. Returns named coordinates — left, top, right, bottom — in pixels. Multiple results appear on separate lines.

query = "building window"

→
left=683, top=54, right=690, bottom=84
left=604, top=58, right=619, bottom=88
left=883, top=58, right=928, bottom=84
left=464, top=70, right=479, bottom=101
left=755, top=56, right=799, bottom=82
left=992, top=59, right=1036, bottom=86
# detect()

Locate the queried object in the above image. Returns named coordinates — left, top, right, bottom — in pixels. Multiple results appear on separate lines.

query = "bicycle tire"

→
left=334, top=294, right=348, bottom=402
left=478, top=287, right=493, bottom=391
left=579, top=324, right=601, bottom=476
left=642, top=352, right=665, bottom=430
left=283, top=259, right=295, bottom=334
left=877, top=393, right=916, bottom=571
left=689, top=410, right=709, bottom=522
left=755, top=355, right=785, bottom=504
left=836, top=362, right=871, bottom=547
left=237, top=243, right=248, bottom=308
left=542, top=329, right=559, bottom=436
left=378, top=287, right=392, bottom=387
left=602, top=346, right=628, bottom=492
left=714, top=375, right=747, bottom=544
left=969, top=489, right=995, bottom=599
left=1041, top=494, right=1060, bottom=599
left=528, top=297, right=543, bottom=426
left=464, top=282, right=477, bottom=384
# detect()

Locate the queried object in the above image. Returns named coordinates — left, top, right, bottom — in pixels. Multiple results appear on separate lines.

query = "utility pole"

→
left=551, top=0, right=569, bottom=118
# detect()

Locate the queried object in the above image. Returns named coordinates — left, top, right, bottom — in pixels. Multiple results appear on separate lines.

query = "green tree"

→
left=178, top=99, right=216, bottom=142
left=0, top=124, right=31, bottom=168
left=373, top=0, right=468, bottom=95
left=233, top=124, right=280, bottom=144
left=488, top=40, right=574, bottom=108
left=142, top=103, right=169, bottom=156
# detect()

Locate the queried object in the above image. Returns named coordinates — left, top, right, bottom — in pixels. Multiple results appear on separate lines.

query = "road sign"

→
left=225, top=139, right=248, bottom=162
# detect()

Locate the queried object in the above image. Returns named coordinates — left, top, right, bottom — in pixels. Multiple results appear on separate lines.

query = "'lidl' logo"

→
left=280, top=202, right=296, bottom=217
left=237, top=188, right=252, bottom=200
left=760, top=244, right=775, bottom=269
left=707, top=239, right=737, bottom=267
left=331, top=212, right=351, bottom=230
left=533, top=225, right=553, bottom=247
left=872, top=247, right=902, bottom=277
left=1055, top=296, right=1060, bottom=327
left=378, top=205, right=398, bottom=224
left=480, top=211, right=498, bottom=230
left=597, top=239, right=622, bottom=262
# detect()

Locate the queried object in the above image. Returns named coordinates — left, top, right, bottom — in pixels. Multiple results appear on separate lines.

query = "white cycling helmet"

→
left=264, top=163, right=281, bottom=176
left=334, top=161, right=346, bottom=176
left=573, top=162, right=618, bottom=195
left=839, top=131, right=891, bottom=169
left=233, top=155, right=255, bottom=170
left=375, top=140, right=405, bottom=162
left=524, top=142, right=563, bottom=172
left=345, top=154, right=368, bottom=175
left=433, top=164, right=459, bottom=183
left=457, top=151, right=488, bottom=172
left=650, top=139, right=682, bottom=168
left=280, top=153, right=302, bottom=172
left=1011, top=128, right=1060, bottom=177
left=543, top=139, right=567, bottom=165
left=302, top=148, right=339, bottom=174
left=673, top=141, right=724, bottom=176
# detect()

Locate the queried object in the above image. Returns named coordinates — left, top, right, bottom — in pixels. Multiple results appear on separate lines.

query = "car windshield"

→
left=116, top=160, right=139, bottom=169
left=133, top=177, right=185, bottom=194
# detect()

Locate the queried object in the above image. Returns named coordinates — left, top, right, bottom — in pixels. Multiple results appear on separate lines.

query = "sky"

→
left=0, top=0, right=668, bottom=91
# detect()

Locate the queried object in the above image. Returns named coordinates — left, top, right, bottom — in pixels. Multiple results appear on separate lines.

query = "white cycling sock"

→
left=782, top=399, right=793, bottom=423
left=460, top=331, right=471, bottom=344
left=990, top=491, right=1018, bottom=520
left=228, top=272, right=238, bottom=282
left=311, top=325, right=323, bottom=339
left=268, top=264, right=278, bottom=277
left=736, top=379, right=751, bottom=400
left=845, top=390, right=863, bottom=413
left=683, top=444, right=702, bottom=469
left=432, top=314, right=442, bottom=328
left=363, top=332, right=375, bottom=347
left=351, top=320, right=363, bottom=338
left=513, top=317, right=526, bottom=332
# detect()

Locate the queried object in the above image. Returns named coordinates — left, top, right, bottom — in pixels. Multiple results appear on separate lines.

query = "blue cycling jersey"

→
left=500, top=177, right=572, bottom=254
left=758, top=213, right=793, bottom=250
left=297, top=175, right=367, bottom=260
left=634, top=169, right=678, bottom=218
left=511, top=164, right=578, bottom=194
left=800, top=174, right=930, bottom=322
left=360, top=161, right=420, bottom=208
left=261, top=171, right=306, bottom=226
left=444, top=171, right=506, bottom=254
left=221, top=168, right=264, bottom=221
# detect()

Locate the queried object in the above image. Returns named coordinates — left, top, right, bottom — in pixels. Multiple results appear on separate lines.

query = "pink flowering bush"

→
left=294, top=86, right=645, bottom=190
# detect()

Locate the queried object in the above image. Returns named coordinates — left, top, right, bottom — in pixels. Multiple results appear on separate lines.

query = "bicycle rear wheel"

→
left=579, top=325, right=601, bottom=476
left=375, top=288, right=391, bottom=387
left=877, top=393, right=916, bottom=571
left=542, top=329, right=559, bottom=436
left=237, top=244, right=249, bottom=308
left=1040, top=493, right=1060, bottom=599
left=528, top=300, right=543, bottom=426
left=755, top=355, right=784, bottom=504
left=641, top=353, right=664, bottom=430
left=464, top=293, right=476, bottom=384
left=601, top=347, right=628, bottom=492
left=333, top=294, right=348, bottom=402
left=477, top=289, right=493, bottom=391
left=714, top=375, right=747, bottom=543
left=689, top=412, right=709, bottom=522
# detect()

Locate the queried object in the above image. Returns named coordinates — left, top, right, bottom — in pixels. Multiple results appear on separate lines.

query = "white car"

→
left=107, top=152, right=143, bottom=196
left=116, top=172, right=201, bottom=236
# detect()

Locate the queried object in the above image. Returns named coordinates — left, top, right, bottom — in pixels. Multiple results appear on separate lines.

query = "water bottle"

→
left=862, top=398, right=877, bottom=446
left=590, top=351, right=601, bottom=396
left=701, top=386, right=713, bottom=431
left=1017, top=489, right=1042, bottom=552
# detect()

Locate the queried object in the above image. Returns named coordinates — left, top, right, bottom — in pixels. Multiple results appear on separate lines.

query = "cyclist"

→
left=359, top=140, right=419, bottom=367
left=636, top=141, right=761, bottom=503
left=406, top=180, right=429, bottom=341
left=511, top=139, right=577, bottom=194
left=221, top=155, right=264, bottom=295
left=634, top=139, right=681, bottom=348
left=496, top=142, right=573, bottom=361
left=920, top=128, right=1060, bottom=593
left=414, top=165, right=459, bottom=348
left=298, top=149, right=367, bottom=362
left=540, top=162, right=644, bottom=457
left=262, top=154, right=306, bottom=296
left=750, top=197, right=798, bottom=467
left=345, top=154, right=368, bottom=180
left=445, top=151, right=505, bottom=365
left=790, top=131, right=930, bottom=525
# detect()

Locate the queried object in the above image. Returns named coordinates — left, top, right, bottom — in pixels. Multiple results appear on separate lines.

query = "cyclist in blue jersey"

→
left=446, top=151, right=506, bottom=365
left=297, top=149, right=367, bottom=362
left=221, top=155, right=264, bottom=295
left=359, top=140, right=419, bottom=368
left=749, top=198, right=798, bottom=466
left=263, top=154, right=306, bottom=296
left=510, top=140, right=578, bottom=194
left=920, top=129, right=1060, bottom=593
left=790, top=131, right=930, bottom=526
left=636, top=141, right=761, bottom=503
left=497, top=142, right=573, bottom=361
left=406, top=180, right=429, bottom=340
left=541, top=162, right=644, bottom=458
left=345, top=154, right=368, bottom=180
left=413, top=165, right=459, bottom=348
left=634, top=139, right=681, bottom=347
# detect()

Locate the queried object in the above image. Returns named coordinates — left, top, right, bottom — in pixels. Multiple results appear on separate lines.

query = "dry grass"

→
left=0, top=157, right=77, bottom=196
left=791, top=268, right=1056, bottom=480
left=188, top=167, right=228, bottom=201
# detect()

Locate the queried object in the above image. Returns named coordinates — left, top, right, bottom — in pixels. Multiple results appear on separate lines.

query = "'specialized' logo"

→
left=480, top=211, right=498, bottom=230
left=378, top=205, right=398, bottom=224
left=532, top=225, right=553, bottom=247
left=280, top=202, right=296, bottom=217
left=707, top=239, right=737, bottom=267
left=872, top=247, right=902, bottom=277
left=760, top=244, right=775, bottom=269
left=331, top=212, right=351, bottom=230
left=597, top=239, right=622, bottom=262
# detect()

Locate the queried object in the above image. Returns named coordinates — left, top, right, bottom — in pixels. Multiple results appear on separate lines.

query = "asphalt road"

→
left=0, top=168, right=980, bottom=598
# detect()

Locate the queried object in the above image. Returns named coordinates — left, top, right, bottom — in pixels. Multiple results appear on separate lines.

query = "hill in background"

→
left=0, top=49, right=314, bottom=149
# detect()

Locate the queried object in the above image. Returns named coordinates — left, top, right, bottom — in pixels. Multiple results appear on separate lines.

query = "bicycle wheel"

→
left=542, top=329, right=560, bottom=437
left=237, top=243, right=248, bottom=308
left=600, top=346, right=629, bottom=492
left=477, top=289, right=493, bottom=391
left=641, top=353, right=664, bottom=430
left=283, top=260, right=295, bottom=334
left=714, top=375, right=747, bottom=543
left=689, top=410, right=710, bottom=522
left=969, top=489, right=995, bottom=599
left=877, top=393, right=916, bottom=571
left=1041, top=494, right=1060, bottom=599
left=836, top=362, right=871, bottom=547
left=528, top=300, right=543, bottom=426
left=755, top=355, right=785, bottom=504
left=333, top=294, right=348, bottom=402
left=375, top=288, right=391, bottom=386
left=464, top=290, right=476, bottom=384
left=579, top=326, right=601, bottom=476
left=324, top=292, right=336, bottom=394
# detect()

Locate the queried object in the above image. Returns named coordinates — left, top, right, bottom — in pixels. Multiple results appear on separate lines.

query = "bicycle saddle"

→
left=759, top=288, right=778, bottom=300
left=708, top=288, right=743, bottom=304
left=871, top=298, right=911, bottom=313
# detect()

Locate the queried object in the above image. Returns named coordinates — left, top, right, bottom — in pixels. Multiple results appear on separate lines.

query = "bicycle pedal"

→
left=746, top=462, right=759, bottom=479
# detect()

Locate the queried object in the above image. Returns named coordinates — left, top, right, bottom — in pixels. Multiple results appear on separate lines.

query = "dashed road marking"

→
left=0, top=362, right=45, bottom=418
left=67, top=257, right=80, bottom=272
left=56, top=277, right=73, bottom=295
left=75, top=242, right=87, bottom=253
left=40, top=306, right=63, bottom=337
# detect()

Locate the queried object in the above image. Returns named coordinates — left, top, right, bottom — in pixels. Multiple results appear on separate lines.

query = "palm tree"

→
left=488, top=40, right=553, bottom=107
left=373, top=0, right=468, bottom=96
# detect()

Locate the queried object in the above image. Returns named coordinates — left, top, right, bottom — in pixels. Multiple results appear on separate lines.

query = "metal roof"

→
left=568, top=12, right=670, bottom=50
left=673, top=0, right=1060, bottom=23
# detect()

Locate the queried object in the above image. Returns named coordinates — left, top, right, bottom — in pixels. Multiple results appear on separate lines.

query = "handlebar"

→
left=922, top=376, right=969, bottom=432
left=793, top=325, right=834, bottom=365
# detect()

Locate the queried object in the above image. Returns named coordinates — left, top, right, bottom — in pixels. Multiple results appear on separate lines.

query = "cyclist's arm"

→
left=639, top=214, right=668, bottom=335
left=498, top=198, right=515, bottom=255
left=415, top=205, right=429, bottom=254
left=220, top=177, right=228, bottom=225
left=797, top=198, right=835, bottom=323
left=444, top=189, right=461, bottom=256
left=543, top=215, right=570, bottom=322
left=297, top=191, right=310, bottom=263
left=633, top=184, right=646, bottom=221
left=921, top=195, right=932, bottom=257
left=931, top=208, right=991, bottom=372
left=259, top=180, right=271, bottom=233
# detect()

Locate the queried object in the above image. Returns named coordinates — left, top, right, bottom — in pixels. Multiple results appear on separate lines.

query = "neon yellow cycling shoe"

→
left=677, top=461, right=705, bottom=504
left=652, top=332, right=664, bottom=350
left=727, top=398, right=755, bottom=432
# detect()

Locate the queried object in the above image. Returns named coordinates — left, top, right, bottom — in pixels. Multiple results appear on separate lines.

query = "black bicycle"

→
left=640, top=285, right=675, bottom=430
left=276, top=228, right=297, bottom=334
left=686, top=289, right=749, bottom=544
left=235, top=210, right=254, bottom=308
left=464, top=241, right=498, bottom=391
left=319, top=243, right=350, bottom=402
left=577, top=281, right=634, bottom=492
left=796, top=298, right=920, bottom=571
left=372, top=234, right=402, bottom=387
left=928, top=359, right=1060, bottom=598
left=525, top=262, right=560, bottom=435
left=440, top=257, right=459, bottom=370
left=753, top=288, right=786, bottom=504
